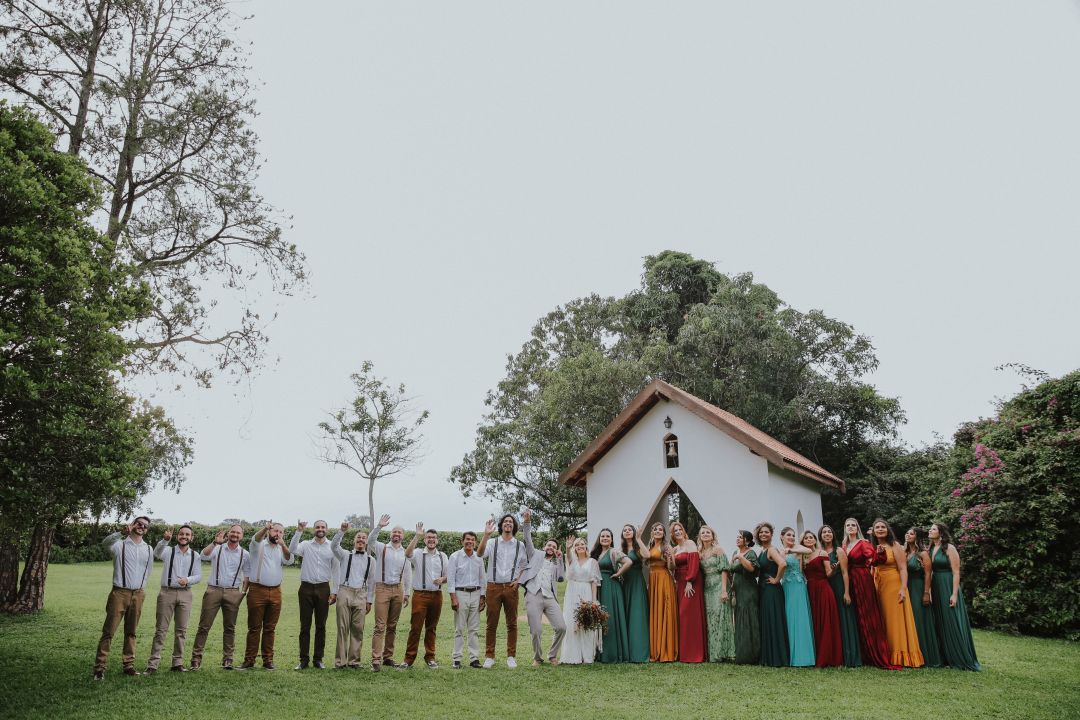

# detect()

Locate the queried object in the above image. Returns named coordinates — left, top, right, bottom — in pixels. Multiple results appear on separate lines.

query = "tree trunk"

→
left=7, top=524, right=55, bottom=614
left=68, top=0, right=111, bottom=156
left=0, top=528, right=20, bottom=607
left=368, top=480, right=375, bottom=537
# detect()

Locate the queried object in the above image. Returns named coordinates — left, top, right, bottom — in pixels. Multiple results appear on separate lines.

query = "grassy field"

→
left=0, top=563, right=1077, bottom=719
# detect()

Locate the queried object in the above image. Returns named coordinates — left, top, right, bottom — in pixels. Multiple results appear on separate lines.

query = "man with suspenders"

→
left=330, top=521, right=375, bottom=668
left=366, top=514, right=412, bottom=672
left=190, top=524, right=248, bottom=670
left=145, top=524, right=202, bottom=673
left=479, top=514, right=528, bottom=668
left=401, top=523, right=449, bottom=669
left=239, top=520, right=294, bottom=670
left=94, top=516, right=156, bottom=679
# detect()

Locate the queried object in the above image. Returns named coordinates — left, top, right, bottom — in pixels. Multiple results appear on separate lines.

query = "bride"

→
left=560, top=536, right=603, bottom=664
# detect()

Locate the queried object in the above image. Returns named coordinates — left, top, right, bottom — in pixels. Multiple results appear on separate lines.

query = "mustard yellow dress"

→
left=646, top=546, right=678, bottom=662
left=873, top=545, right=925, bottom=668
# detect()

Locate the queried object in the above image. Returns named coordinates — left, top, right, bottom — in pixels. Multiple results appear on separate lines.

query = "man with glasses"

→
left=93, top=516, right=156, bottom=679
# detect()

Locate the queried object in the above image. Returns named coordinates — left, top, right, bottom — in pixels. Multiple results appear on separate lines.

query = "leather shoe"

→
left=142, top=667, right=156, bottom=675
left=313, top=661, right=326, bottom=669
left=235, top=663, right=255, bottom=671
left=263, top=662, right=276, bottom=670
left=371, top=663, right=381, bottom=672
left=169, top=665, right=187, bottom=672
left=188, top=662, right=201, bottom=671
left=123, top=666, right=137, bottom=676
left=294, top=662, right=308, bottom=670
left=469, top=659, right=481, bottom=669
left=93, top=670, right=104, bottom=680
left=221, top=664, right=233, bottom=670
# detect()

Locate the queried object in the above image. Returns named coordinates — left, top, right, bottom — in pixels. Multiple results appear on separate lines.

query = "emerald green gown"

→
left=598, top=549, right=629, bottom=663
left=930, top=545, right=981, bottom=671
left=827, top=548, right=863, bottom=667
left=623, top=550, right=651, bottom=662
left=758, top=548, right=789, bottom=667
left=731, top=549, right=760, bottom=665
left=702, top=553, right=736, bottom=661
left=906, top=551, right=943, bottom=667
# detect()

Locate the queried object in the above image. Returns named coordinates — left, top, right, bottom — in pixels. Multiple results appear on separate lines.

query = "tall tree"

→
left=316, top=362, right=429, bottom=529
left=0, top=103, right=191, bottom=612
left=451, top=251, right=904, bottom=536
left=0, top=0, right=305, bottom=385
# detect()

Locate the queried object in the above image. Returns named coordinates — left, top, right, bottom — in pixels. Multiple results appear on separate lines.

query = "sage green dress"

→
left=702, top=553, right=736, bottom=661
left=906, top=551, right=943, bottom=667
left=930, top=545, right=981, bottom=671
left=623, top=550, right=651, bottom=662
left=598, top=549, right=630, bottom=663
left=730, top=549, right=761, bottom=665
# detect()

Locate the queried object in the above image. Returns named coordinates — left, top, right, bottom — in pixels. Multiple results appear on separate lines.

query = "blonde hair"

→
left=697, top=525, right=724, bottom=560
left=841, top=517, right=865, bottom=549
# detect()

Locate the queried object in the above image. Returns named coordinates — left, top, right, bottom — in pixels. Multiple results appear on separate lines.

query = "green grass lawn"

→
left=0, top=563, right=1077, bottom=719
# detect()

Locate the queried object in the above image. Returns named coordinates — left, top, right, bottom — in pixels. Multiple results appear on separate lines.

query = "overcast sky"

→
left=133, top=1, right=1080, bottom=530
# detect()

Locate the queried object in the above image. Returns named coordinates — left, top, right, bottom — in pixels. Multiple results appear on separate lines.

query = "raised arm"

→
left=522, top=509, right=535, bottom=554
left=288, top=521, right=307, bottom=556
left=477, top=518, right=496, bottom=557
left=405, top=522, right=423, bottom=559
left=202, top=529, right=225, bottom=557
left=253, top=521, right=271, bottom=543
left=634, top=526, right=651, bottom=557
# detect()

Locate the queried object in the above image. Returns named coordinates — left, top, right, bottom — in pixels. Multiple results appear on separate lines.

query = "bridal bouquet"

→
left=574, top=600, right=609, bottom=634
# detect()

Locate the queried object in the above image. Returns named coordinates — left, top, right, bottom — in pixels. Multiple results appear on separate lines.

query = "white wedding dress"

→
left=559, top=557, right=602, bottom=664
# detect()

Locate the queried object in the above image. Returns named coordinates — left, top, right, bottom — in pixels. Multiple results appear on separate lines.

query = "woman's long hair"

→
left=648, top=522, right=669, bottom=551
left=817, top=524, right=838, bottom=552
left=842, top=517, right=865, bottom=550
left=590, top=528, right=614, bottom=560
left=931, top=522, right=954, bottom=553
left=904, top=527, right=926, bottom=556
left=754, top=521, right=774, bottom=548
left=697, top=525, right=722, bottom=560
left=870, top=517, right=897, bottom=547
left=620, top=524, right=637, bottom=556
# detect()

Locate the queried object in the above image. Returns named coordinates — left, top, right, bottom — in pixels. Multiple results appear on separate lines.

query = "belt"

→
left=376, top=581, right=401, bottom=587
left=207, top=585, right=243, bottom=590
left=456, top=586, right=481, bottom=592
left=488, top=581, right=516, bottom=586
left=248, top=582, right=280, bottom=589
left=301, top=580, right=330, bottom=586
left=164, top=586, right=192, bottom=591
left=414, top=589, right=441, bottom=594
left=112, top=585, right=144, bottom=592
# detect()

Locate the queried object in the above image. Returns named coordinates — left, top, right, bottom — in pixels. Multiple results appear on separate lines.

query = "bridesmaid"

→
left=904, top=527, right=942, bottom=668
left=928, top=523, right=980, bottom=671
left=591, top=528, right=632, bottom=663
left=779, top=527, right=815, bottom=667
left=730, top=530, right=760, bottom=665
left=645, top=522, right=678, bottom=662
left=801, top=531, right=843, bottom=667
left=621, top=524, right=651, bottom=663
left=819, top=524, right=862, bottom=667
left=755, top=522, right=789, bottom=667
left=697, top=525, right=735, bottom=662
left=870, top=518, right=925, bottom=668
left=670, top=521, right=706, bottom=663
left=843, top=518, right=897, bottom=669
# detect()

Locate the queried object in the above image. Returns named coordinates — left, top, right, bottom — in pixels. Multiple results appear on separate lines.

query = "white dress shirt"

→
left=331, top=544, right=376, bottom=602
left=368, top=538, right=410, bottom=586
left=447, top=549, right=486, bottom=595
left=483, top=536, right=527, bottom=583
left=103, top=533, right=154, bottom=590
left=289, top=530, right=340, bottom=584
left=409, top=548, right=449, bottom=592
left=154, top=540, right=202, bottom=588
left=201, top=542, right=247, bottom=589
left=248, top=537, right=294, bottom=587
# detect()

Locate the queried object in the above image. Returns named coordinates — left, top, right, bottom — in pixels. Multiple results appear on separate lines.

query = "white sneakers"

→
left=506, top=657, right=517, bottom=669
left=482, top=658, right=495, bottom=669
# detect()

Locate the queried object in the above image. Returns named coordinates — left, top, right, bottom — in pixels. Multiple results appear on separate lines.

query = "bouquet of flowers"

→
left=574, top=600, right=609, bottom=634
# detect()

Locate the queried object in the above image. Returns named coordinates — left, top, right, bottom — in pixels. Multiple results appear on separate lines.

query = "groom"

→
left=519, top=509, right=566, bottom=666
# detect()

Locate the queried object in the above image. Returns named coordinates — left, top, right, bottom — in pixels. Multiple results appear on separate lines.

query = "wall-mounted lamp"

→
left=663, top=416, right=673, bottom=429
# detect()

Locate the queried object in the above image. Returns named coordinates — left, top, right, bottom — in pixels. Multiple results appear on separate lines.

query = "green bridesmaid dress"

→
left=906, top=551, right=943, bottom=667
left=623, top=550, right=651, bottom=663
left=930, top=545, right=981, bottom=671
left=826, top=548, right=862, bottom=667
left=758, top=548, right=789, bottom=667
left=598, top=549, right=630, bottom=663
left=702, top=553, right=736, bottom=661
left=731, top=549, right=760, bottom=665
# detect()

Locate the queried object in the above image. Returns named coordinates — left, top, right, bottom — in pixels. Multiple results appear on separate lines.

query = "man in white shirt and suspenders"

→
left=190, top=524, right=248, bottom=670
left=479, top=514, right=528, bottom=668
left=145, top=524, right=202, bottom=673
left=401, top=523, right=449, bottom=669
left=239, top=520, right=294, bottom=670
left=94, top=516, right=155, bottom=679
left=330, top=521, right=375, bottom=668
left=367, top=514, right=412, bottom=672
left=447, top=530, right=486, bottom=668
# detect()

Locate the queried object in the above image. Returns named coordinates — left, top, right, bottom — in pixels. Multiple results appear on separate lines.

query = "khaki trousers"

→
left=404, top=589, right=443, bottom=665
left=525, top=589, right=566, bottom=662
left=147, top=587, right=194, bottom=670
left=191, top=586, right=243, bottom=667
left=94, top=587, right=145, bottom=672
left=485, top=582, right=519, bottom=658
left=244, top=583, right=282, bottom=665
left=370, top=582, right=404, bottom=665
left=452, top=588, right=482, bottom=662
left=334, top=585, right=369, bottom=667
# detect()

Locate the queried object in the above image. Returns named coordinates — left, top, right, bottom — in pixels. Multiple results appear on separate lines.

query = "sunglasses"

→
left=134, top=522, right=149, bottom=529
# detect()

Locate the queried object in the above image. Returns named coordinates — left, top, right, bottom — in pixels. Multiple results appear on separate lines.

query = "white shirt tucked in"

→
left=154, top=540, right=202, bottom=588
left=103, top=533, right=154, bottom=590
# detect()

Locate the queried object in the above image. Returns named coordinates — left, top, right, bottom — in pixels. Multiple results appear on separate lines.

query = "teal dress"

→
left=827, top=548, right=863, bottom=667
left=702, top=553, right=736, bottom=661
left=731, top=549, right=760, bottom=665
left=930, top=546, right=981, bottom=671
left=598, top=549, right=630, bottom=663
left=781, top=553, right=816, bottom=667
left=906, top=552, right=943, bottom=668
left=757, top=548, right=789, bottom=667
left=623, top=550, right=651, bottom=663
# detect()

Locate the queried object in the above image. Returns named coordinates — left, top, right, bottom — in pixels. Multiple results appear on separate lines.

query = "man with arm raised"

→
left=239, top=521, right=293, bottom=670
left=366, top=514, right=412, bottom=672
left=190, top=524, right=247, bottom=670
left=519, top=509, right=567, bottom=666
left=479, top=513, right=528, bottom=668
left=145, top=525, right=202, bottom=674
left=330, top=521, right=375, bottom=669
left=93, top=516, right=155, bottom=679
left=401, top=522, right=449, bottom=669
left=289, top=519, right=339, bottom=670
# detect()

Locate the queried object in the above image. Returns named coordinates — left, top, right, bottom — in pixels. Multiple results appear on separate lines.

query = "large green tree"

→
left=0, top=103, right=190, bottom=612
left=451, top=251, right=904, bottom=535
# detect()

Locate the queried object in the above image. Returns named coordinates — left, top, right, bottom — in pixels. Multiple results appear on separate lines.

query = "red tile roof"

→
left=559, top=379, right=844, bottom=491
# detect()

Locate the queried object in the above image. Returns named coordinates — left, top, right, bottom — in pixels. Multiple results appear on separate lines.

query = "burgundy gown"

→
left=805, top=555, right=843, bottom=668
left=673, top=551, right=706, bottom=663
left=845, top=539, right=899, bottom=669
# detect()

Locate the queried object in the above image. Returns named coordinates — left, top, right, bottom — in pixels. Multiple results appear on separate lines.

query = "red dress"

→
left=673, top=551, right=706, bottom=663
left=845, top=539, right=899, bottom=669
left=805, top=555, right=843, bottom=667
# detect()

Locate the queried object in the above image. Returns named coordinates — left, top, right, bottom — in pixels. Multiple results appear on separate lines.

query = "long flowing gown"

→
left=598, top=549, right=629, bottom=663
left=646, top=546, right=678, bottom=662
left=805, top=554, right=843, bottom=667
left=873, top=545, right=925, bottom=668
left=731, top=549, right=760, bottom=665
left=673, top=550, right=706, bottom=663
left=701, top=553, right=735, bottom=661
left=906, top=551, right=943, bottom=668
left=560, top=557, right=602, bottom=664
left=781, top=553, right=816, bottom=667
left=757, top=547, right=789, bottom=667
left=930, top=545, right=981, bottom=671
left=623, top=550, right=651, bottom=663
left=845, top=539, right=898, bottom=669
left=826, top=548, right=863, bottom=667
